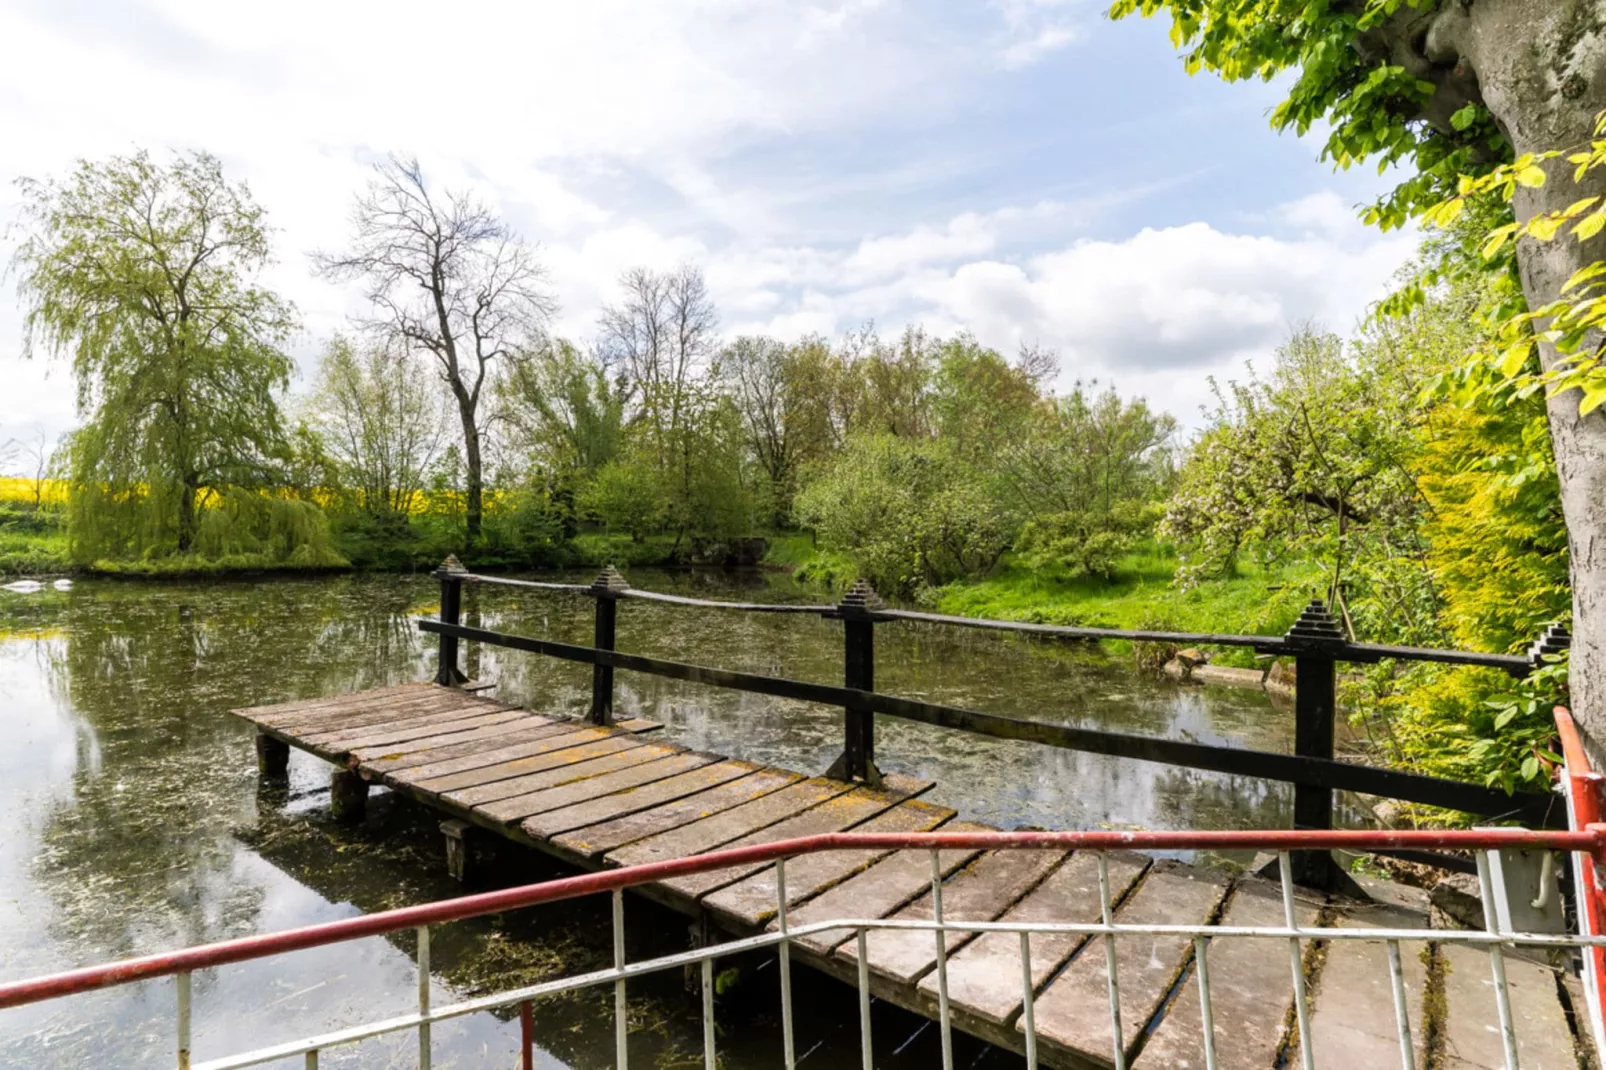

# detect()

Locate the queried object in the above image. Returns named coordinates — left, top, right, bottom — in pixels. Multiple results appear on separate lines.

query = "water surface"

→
left=0, top=570, right=1304, bottom=1068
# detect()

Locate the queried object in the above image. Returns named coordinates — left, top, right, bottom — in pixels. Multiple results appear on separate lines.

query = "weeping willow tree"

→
left=11, top=150, right=336, bottom=567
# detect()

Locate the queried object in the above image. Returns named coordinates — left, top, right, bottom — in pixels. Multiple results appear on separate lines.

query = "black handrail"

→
left=425, top=560, right=1573, bottom=887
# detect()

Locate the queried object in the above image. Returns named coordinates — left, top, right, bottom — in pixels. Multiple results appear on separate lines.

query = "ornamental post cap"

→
left=838, top=578, right=885, bottom=614
left=590, top=565, right=630, bottom=594
left=1283, top=597, right=1345, bottom=647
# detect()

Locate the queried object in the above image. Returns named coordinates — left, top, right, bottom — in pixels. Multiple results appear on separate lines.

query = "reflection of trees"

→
left=31, top=575, right=433, bottom=960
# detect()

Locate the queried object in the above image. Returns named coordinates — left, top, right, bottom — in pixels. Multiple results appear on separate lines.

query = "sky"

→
left=0, top=0, right=1420, bottom=457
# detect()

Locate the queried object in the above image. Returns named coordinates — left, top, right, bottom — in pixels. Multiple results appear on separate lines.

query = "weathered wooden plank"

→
left=1138, top=878, right=1321, bottom=1069
left=1304, top=903, right=1429, bottom=1070
left=703, top=799, right=956, bottom=930
left=348, top=715, right=555, bottom=764
left=653, top=775, right=936, bottom=902
left=519, top=759, right=759, bottom=839
left=785, top=821, right=994, bottom=956
left=1439, top=944, right=1579, bottom=1069
left=406, top=735, right=650, bottom=796
left=604, top=777, right=858, bottom=870
left=838, top=846, right=1067, bottom=986
left=1028, top=862, right=1231, bottom=1065
left=614, top=717, right=663, bottom=735
left=262, top=689, right=479, bottom=733
left=930, top=850, right=1146, bottom=1027
left=365, top=724, right=610, bottom=778
left=306, top=707, right=527, bottom=751
left=441, top=742, right=683, bottom=807
left=474, top=752, right=722, bottom=825
left=232, top=683, right=429, bottom=723
left=552, top=768, right=803, bottom=860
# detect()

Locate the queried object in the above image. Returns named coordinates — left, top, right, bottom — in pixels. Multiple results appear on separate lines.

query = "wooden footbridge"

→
left=228, top=562, right=1595, bottom=1069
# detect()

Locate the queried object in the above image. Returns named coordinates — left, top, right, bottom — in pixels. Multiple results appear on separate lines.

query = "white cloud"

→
left=993, top=0, right=1082, bottom=68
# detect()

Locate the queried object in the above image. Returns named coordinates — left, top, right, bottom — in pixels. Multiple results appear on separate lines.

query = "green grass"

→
left=760, top=532, right=818, bottom=570
left=0, top=528, right=71, bottom=577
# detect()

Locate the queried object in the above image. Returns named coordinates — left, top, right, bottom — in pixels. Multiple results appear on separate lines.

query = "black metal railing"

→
left=421, top=557, right=1572, bottom=887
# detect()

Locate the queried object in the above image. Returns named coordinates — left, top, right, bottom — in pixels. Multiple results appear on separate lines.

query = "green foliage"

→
left=1015, top=502, right=1160, bottom=580
left=579, top=459, right=668, bottom=541
left=11, top=150, right=317, bottom=566
left=796, top=435, right=1011, bottom=596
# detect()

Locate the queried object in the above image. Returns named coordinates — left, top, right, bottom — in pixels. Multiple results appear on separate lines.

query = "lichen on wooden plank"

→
left=406, top=735, right=651, bottom=796
left=368, top=725, right=613, bottom=778
left=1303, top=902, right=1430, bottom=1070
left=839, top=844, right=1067, bottom=987
left=442, top=742, right=682, bottom=807
left=784, top=821, right=994, bottom=956
left=653, top=775, right=935, bottom=902
left=1139, top=878, right=1320, bottom=1069
left=1027, top=861, right=1230, bottom=1064
left=472, top=752, right=717, bottom=825
left=552, top=768, right=802, bottom=859
left=929, top=850, right=1146, bottom=1027
left=703, top=798, right=956, bottom=930
left=603, top=777, right=859, bottom=870
left=519, top=759, right=759, bottom=839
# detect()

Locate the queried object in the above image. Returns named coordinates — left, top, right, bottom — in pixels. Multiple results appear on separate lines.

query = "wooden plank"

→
left=406, top=735, right=650, bottom=796
left=306, top=706, right=526, bottom=751
left=1138, top=878, right=1321, bottom=1069
left=1028, top=861, right=1231, bottom=1065
left=348, top=715, right=556, bottom=763
left=930, top=850, right=1146, bottom=1027
left=441, top=742, right=683, bottom=807
left=474, top=752, right=722, bottom=825
left=703, top=799, right=956, bottom=929
left=365, top=724, right=610, bottom=778
left=519, top=759, right=759, bottom=839
left=1304, top=903, right=1429, bottom=1070
left=264, top=689, right=480, bottom=733
left=232, top=683, right=429, bottom=723
left=653, top=775, right=936, bottom=902
left=552, top=768, right=803, bottom=860
left=838, top=846, right=1066, bottom=986
left=604, top=777, right=858, bottom=870
left=1439, top=944, right=1579, bottom=1069
left=785, top=821, right=994, bottom=956
left=614, top=717, right=662, bottom=734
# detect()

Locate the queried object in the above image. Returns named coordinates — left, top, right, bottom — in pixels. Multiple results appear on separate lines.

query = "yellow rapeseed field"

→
left=0, top=477, right=66, bottom=506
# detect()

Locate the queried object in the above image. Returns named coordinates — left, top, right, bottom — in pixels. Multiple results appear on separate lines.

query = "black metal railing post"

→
left=1285, top=598, right=1345, bottom=888
left=587, top=566, right=629, bottom=725
left=826, top=580, right=884, bottom=786
left=434, top=555, right=468, bottom=686
left=1528, top=622, right=1572, bottom=668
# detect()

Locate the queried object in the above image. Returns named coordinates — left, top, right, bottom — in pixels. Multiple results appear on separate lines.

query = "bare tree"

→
left=596, top=265, right=717, bottom=460
left=316, top=156, right=555, bottom=545
left=20, top=429, right=55, bottom=511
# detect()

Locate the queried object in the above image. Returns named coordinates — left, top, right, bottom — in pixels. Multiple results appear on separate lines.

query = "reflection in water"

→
left=0, top=572, right=1302, bottom=1068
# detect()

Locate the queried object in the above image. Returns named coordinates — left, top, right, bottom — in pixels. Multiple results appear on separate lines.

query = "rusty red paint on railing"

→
left=3, top=826, right=1604, bottom=1012
left=1554, top=706, right=1606, bottom=1035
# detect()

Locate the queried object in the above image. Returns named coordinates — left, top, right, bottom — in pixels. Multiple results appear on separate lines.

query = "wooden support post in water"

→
left=440, top=819, right=474, bottom=883
left=435, top=556, right=468, bottom=687
left=588, top=566, right=628, bottom=726
left=330, top=769, right=370, bottom=824
left=1286, top=599, right=1344, bottom=889
left=826, top=579, right=883, bottom=786
left=255, top=732, right=289, bottom=777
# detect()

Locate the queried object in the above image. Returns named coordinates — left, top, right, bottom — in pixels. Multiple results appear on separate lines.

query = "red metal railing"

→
left=3, top=825, right=1603, bottom=1013
left=1554, top=705, right=1606, bottom=1056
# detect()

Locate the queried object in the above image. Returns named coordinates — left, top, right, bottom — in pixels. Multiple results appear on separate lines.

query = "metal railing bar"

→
left=1385, top=939, right=1415, bottom=1070
left=778, top=857, right=796, bottom=1069
left=1020, top=931, right=1038, bottom=1070
left=1278, top=852, right=1316, bottom=1070
left=701, top=958, right=716, bottom=1070
left=857, top=929, right=873, bottom=1070
left=1097, top=853, right=1127, bottom=1070
left=873, top=608, right=1280, bottom=650
left=1476, top=851, right=1521, bottom=1069
left=177, top=970, right=192, bottom=1070
left=416, top=926, right=431, bottom=1070
left=460, top=575, right=593, bottom=594
left=931, top=848, right=954, bottom=1070
left=416, top=619, right=1557, bottom=823
left=12, top=829, right=1603, bottom=1013
left=164, top=906, right=1606, bottom=1070
left=452, top=570, right=1537, bottom=675
left=1192, top=935, right=1218, bottom=1070
left=613, top=890, right=628, bottom=1070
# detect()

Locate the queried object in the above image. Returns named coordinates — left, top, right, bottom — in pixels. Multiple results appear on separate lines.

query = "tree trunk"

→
left=1457, top=0, right=1606, bottom=749
left=457, top=394, right=483, bottom=548
left=177, top=479, right=198, bottom=552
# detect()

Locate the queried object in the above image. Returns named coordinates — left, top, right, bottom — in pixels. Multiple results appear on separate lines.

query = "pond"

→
left=0, top=569, right=1311, bottom=1068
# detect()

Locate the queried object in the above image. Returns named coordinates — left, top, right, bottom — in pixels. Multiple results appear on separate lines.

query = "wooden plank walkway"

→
left=235, top=683, right=1595, bottom=1069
